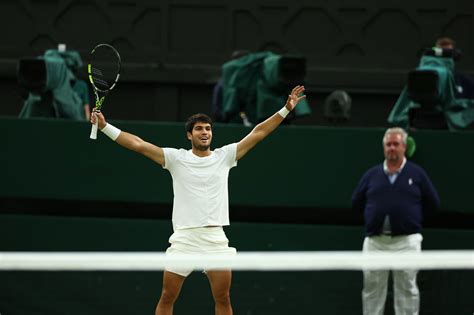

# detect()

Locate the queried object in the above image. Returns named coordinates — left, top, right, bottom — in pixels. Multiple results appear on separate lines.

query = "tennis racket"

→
left=88, top=43, right=121, bottom=139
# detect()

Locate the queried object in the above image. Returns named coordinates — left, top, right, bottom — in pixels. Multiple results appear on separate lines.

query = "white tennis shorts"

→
left=165, top=226, right=236, bottom=277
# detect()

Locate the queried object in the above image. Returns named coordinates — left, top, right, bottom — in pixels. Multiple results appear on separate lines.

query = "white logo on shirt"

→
left=408, top=178, right=413, bottom=185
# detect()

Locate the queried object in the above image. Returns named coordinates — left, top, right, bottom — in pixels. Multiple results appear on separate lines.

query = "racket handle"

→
left=90, top=121, right=99, bottom=140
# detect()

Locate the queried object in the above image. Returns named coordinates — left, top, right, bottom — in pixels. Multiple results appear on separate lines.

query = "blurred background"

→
left=0, top=0, right=472, bottom=126
left=1, top=1, right=473, bottom=314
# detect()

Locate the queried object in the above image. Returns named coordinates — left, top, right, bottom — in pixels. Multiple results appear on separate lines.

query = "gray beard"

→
left=386, top=154, right=400, bottom=163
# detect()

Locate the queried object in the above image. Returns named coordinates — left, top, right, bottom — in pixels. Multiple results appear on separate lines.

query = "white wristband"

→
left=278, top=106, right=290, bottom=118
left=101, top=123, right=121, bottom=141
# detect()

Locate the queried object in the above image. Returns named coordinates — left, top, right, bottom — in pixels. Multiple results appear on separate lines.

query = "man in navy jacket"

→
left=352, top=127, right=440, bottom=315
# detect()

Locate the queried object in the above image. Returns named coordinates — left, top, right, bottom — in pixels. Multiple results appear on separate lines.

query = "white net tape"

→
left=0, top=250, right=473, bottom=271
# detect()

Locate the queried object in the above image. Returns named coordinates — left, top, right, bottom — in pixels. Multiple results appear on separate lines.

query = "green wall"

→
left=1, top=117, right=473, bottom=213
left=0, top=214, right=473, bottom=315
left=2, top=117, right=473, bottom=313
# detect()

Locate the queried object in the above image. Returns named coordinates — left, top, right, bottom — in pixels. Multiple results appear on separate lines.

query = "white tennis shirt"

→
left=162, top=143, right=238, bottom=231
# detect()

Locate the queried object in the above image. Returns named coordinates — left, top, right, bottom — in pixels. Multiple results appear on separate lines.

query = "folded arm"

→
left=420, top=169, right=441, bottom=212
left=352, top=174, right=369, bottom=213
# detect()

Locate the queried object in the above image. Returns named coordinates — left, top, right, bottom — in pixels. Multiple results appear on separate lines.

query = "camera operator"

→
left=435, top=37, right=474, bottom=100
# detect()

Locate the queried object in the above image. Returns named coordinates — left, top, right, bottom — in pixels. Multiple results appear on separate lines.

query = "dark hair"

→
left=436, top=37, right=456, bottom=49
left=185, top=113, right=213, bottom=134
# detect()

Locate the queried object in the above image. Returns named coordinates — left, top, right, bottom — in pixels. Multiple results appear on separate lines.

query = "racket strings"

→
left=91, top=67, right=104, bottom=76
left=91, top=70, right=110, bottom=89
left=88, top=44, right=121, bottom=92
left=91, top=63, right=118, bottom=88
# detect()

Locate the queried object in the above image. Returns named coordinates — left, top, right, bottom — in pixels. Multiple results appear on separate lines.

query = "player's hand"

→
left=90, top=108, right=107, bottom=130
left=285, top=85, right=306, bottom=111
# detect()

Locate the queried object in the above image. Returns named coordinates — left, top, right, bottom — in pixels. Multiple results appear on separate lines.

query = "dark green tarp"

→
left=19, top=50, right=84, bottom=120
left=388, top=56, right=474, bottom=130
left=222, top=52, right=311, bottom=123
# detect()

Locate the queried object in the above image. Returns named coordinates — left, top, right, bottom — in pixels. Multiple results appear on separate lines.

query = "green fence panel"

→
left=1, top=117, right=473, bottom=213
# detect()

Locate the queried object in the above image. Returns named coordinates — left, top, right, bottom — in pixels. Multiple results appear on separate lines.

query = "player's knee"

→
left=213, top=290, right=231, bottom=305
left=159, top=288, right=179, bottom=305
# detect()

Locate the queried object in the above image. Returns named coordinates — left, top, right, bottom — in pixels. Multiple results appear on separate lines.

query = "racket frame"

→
left=87, top=43, right=121, bottom=139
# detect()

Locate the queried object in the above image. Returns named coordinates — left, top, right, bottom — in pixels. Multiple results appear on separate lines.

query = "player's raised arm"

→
left=91, top=110, right=165, bottom=166
left=236, top=85, right=306, bottom=160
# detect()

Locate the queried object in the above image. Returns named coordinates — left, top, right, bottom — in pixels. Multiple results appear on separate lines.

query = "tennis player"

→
left=91, top=85, right=306, bottom=315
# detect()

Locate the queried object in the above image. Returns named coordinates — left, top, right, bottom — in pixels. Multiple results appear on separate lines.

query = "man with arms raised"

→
left=91, top=86, right=306, bottom=315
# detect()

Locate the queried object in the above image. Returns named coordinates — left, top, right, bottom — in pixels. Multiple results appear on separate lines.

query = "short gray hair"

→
left=383, top=127, right=408, bottom=145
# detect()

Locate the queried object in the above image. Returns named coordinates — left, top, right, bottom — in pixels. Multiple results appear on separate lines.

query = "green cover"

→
left=222, top=52, right=311, bottom=123
left=44, top=49, right=83, bottom=71
left=388, top=56, right=474, bottom=130
left=19, top=50, right=83, bottom=120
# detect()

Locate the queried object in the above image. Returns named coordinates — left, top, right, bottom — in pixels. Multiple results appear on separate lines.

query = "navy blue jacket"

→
left=352, top=161, right=440, bottom=236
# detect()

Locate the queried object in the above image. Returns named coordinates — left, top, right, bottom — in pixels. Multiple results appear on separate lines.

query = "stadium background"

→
left=1, top=1, right=473, bottom=314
